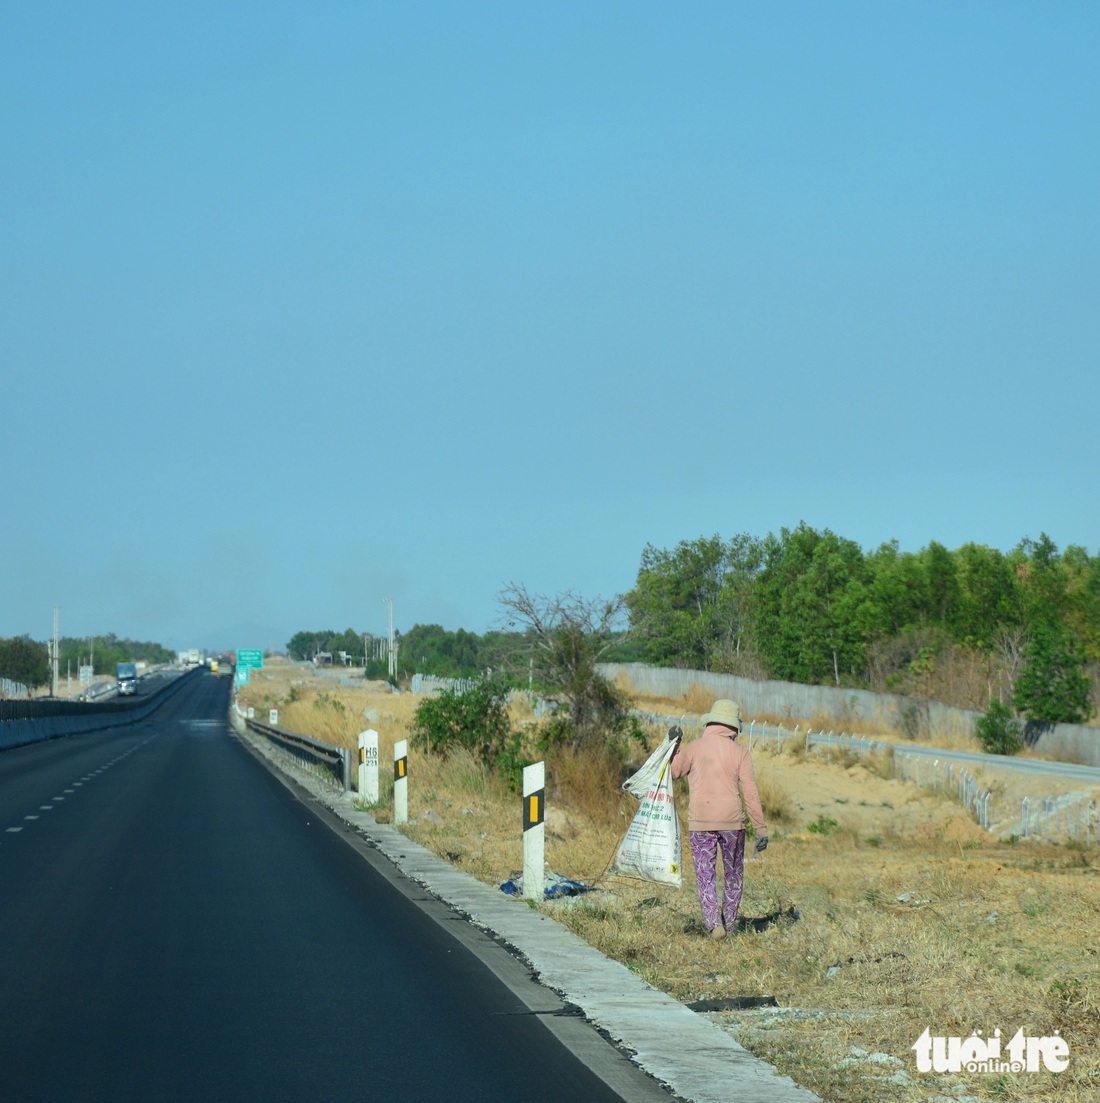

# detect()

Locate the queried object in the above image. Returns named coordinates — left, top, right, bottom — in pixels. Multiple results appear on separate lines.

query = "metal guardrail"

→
left=244, top=714, right=352, bottom=792
left=82, top=680, right=117, bottom=702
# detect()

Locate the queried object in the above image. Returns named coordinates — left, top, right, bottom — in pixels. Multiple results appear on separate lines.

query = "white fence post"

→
left=358, top=729, right=379, bottom=804
left=522, top=761, right=545, bottom=902
left=393, top=739, right=408, bottom=825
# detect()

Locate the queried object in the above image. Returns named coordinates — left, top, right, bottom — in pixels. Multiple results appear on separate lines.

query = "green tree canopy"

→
left=397, top=624, right=487, bottom=679
left=755, top=524, right=873, bottom=685
left=1013, top=622, right=1094, bottom=725
left=287, top=630, right=336, bottom=661
left=625, top=534, right=763, bottom=671
left=0, top=636, right=49, bottom=689
left=623, top=526, right=1098, bottom=717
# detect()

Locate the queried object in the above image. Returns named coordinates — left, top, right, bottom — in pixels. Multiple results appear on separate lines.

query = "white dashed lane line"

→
left=3, top=739, right=153, bottom=841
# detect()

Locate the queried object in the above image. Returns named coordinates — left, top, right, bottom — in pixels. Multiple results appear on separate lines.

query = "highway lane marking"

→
left=1, top=737, right=161, bottom=844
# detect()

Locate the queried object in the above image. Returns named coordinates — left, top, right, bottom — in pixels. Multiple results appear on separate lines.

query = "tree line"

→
left=625, top=526, right=1098, bottom=725
left=287, top=624, right=530, bottom=681
left=0, top=634, right=176, bottom=693
left=283, top=526, right=1097, bottom=730
left=288, top=587, right=642, bottom=759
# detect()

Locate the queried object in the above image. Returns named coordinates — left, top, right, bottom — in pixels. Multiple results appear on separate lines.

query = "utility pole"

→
left=51, top=605, right=60, bottom=697
left=385, top=598, right=396, bottom=680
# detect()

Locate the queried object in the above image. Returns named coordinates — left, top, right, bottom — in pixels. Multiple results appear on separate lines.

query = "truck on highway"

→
left=116, top=662, right=139, bottom=696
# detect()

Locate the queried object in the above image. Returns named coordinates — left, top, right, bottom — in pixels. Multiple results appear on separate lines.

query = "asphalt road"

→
left=0, top=673, right=673, bottom=1103
left=809, top=729, right=1100, bottom=786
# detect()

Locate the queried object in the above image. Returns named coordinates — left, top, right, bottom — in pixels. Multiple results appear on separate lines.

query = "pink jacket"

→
left=671, top=724, right=767, bottom=834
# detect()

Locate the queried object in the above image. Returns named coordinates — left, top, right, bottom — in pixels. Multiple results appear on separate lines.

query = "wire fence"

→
left=411, top=673, right=476, bottom=695
left=1019, top=794, right=1098, bottom=844
left=636, top=712, right=997, bottom=832
left=1, top=677, right=28, bottom=698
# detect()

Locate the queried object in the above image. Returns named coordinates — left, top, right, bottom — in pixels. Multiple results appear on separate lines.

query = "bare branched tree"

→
left=497, top=582, right=635, bottom=751
left=992, top=626, right=1030, bottom=703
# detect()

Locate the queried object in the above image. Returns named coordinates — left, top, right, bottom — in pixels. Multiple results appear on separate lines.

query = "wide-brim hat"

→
left=702, top=698, right=742, bottom=730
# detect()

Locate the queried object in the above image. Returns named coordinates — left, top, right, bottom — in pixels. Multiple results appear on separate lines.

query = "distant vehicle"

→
left=210, top=660, right=219, bottom=675
left=116, top=662, right=139, bottom=696
left=187, top=649, right=201, bottom=668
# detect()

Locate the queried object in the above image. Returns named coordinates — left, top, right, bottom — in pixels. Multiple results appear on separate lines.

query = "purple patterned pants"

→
left=689, top=830, right=745, bottom=932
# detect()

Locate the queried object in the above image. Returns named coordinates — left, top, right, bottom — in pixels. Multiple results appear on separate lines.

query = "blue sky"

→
left=2, top=2, right=1098, bottom=653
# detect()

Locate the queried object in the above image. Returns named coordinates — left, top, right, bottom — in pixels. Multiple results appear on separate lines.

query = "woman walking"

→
left=671, top=699, right=768, bottom=939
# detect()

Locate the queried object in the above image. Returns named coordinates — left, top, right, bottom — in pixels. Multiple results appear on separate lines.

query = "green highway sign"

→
left=236, top=649, right=264, bottom=670
left=236, top=666, right=250, bottom=686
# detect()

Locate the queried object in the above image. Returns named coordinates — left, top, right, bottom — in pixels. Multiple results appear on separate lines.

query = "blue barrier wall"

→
left=0, top=668, right=199, bottom=751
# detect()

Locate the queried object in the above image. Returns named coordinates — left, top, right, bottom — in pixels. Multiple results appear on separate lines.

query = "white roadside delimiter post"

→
left=522, top=761, right=545, bottom=902
left=358, top=729, right=379, bottom=804
left=393, top=739, right=408, bottom=825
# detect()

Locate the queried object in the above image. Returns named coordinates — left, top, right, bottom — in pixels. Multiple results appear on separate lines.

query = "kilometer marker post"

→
left=522, top=761, right=545, bottom=902
left=393, top=739, right=408, bottom=825
left=358, top=729, right=379, bottom=804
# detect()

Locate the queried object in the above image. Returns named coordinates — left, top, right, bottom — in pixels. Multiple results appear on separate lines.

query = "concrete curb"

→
left=233, top=714, right=822, bottom=1103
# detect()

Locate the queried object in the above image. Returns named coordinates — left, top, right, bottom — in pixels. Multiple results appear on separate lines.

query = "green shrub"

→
left=807, top=815, right=839, bottom=836
left=974, top=698, right=1023, bottom=755
left=410, top=676, right=527, bottom=791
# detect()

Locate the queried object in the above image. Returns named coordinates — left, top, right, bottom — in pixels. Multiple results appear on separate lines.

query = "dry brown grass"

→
left=682, top=681, right=717, bottom=716
left=238, top=661, right=1100, bottom=1103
